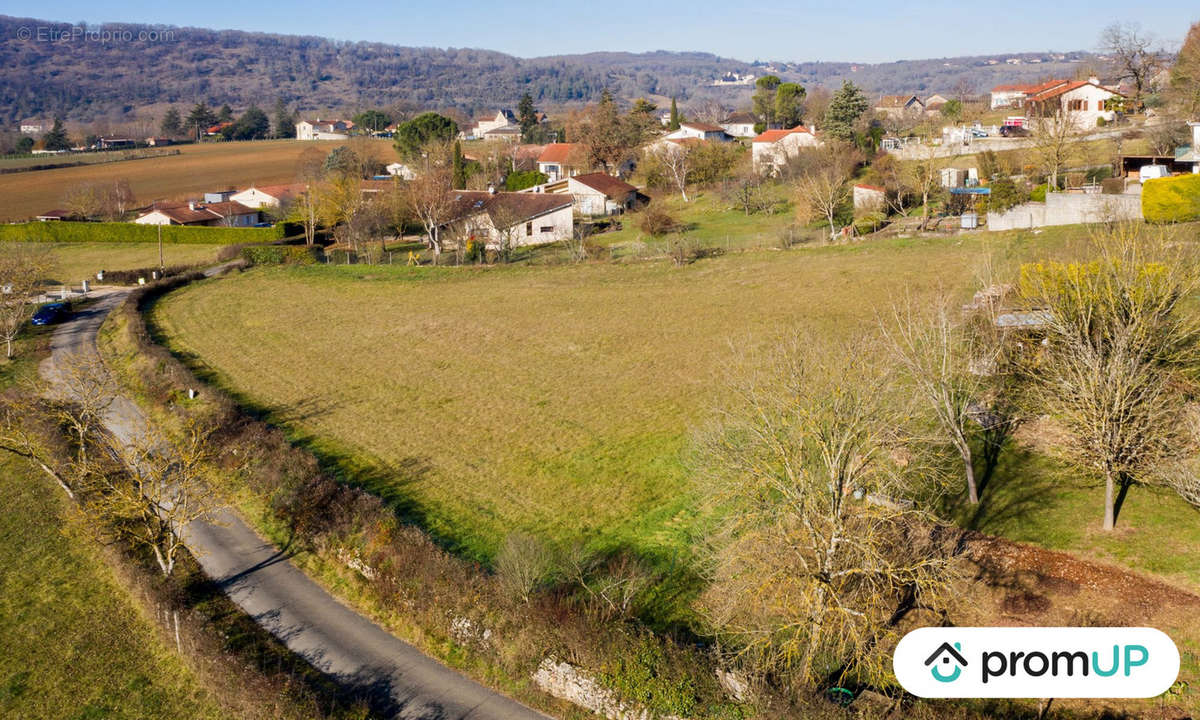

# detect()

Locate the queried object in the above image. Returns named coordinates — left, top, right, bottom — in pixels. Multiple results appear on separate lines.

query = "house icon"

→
left=924, top=641, right=968, bottom=682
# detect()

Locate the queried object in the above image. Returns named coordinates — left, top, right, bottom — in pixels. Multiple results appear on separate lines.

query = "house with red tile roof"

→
left=751, top=125, right=820, bottom=174
left=537, top=143, right=584, bottom=182
left=134, top=200, right=259, bottom=226
left=1023, top=78, right=1125, bottom=128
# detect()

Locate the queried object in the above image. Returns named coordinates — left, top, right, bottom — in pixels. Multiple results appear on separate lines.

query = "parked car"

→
left=1138, top=164, right=1170, bottom=183
left=999, top=125, right=1030, bottom=138
left=31, top=302, right=70, bottom=326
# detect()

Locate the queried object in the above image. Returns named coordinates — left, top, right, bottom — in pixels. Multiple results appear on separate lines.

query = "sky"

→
left=17, top=1, right=1199, bottom=63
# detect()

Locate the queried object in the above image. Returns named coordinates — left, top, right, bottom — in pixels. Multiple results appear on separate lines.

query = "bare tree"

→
left=0, top=246, right=55, bottom=359
left=905, top=137, right=944, bottom=230
left=1100, top=23, right=1162, bottom=111
left=791, top=143, right=860, bottom=240
left=1032, top=107, right=1079, bottom=191
left=401, top=145, right=457, bottom=263
left=93, top=418, right=222, bottom=577
left=1019, top=225, right=1199, bottom=530
left=697, top=341, right=958, bottom=690
left=650, top=140, right=695, bottom=202
left=882, top=297, right=995, bottom=504
left=0, top=391, right=78, bottom=498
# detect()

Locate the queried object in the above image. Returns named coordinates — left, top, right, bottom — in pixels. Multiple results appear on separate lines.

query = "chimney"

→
left=188, top=201, right=196, bottom=211
left=1088, top=76, right=1100, bottom=86
left=487, top=184, right=496, bottom=195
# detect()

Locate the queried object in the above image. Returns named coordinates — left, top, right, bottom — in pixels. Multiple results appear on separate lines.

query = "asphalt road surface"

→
left=40, top=279, right=551, bottom=720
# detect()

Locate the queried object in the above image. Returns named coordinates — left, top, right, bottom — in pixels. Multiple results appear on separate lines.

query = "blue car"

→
left=31, top=302, right=70, bottom=326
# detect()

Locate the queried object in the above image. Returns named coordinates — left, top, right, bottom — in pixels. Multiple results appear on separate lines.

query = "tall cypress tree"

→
left=452, top=140, right=467, bottom=189
left=669, top=97, right=681, bottom=130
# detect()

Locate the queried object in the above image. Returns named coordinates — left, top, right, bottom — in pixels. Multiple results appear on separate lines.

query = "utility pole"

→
left=158, top=223, right=164, bottom=271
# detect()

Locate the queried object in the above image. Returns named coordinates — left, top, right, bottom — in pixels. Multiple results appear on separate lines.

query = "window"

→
left=526, top=222, right=533, bottom=235
left=1068, top=99, right=1087, bottom=111
left=1098, top=100, right=1107, bottom=111
left=540, top=225, right=553, bottom=233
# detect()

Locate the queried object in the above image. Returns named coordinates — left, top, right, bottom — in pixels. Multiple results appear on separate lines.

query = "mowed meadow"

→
left=0, top=138, right=397, bottom=221
left=150, top=233, right=1095, bottom=573
left=10, top=242, right=222, bottom=285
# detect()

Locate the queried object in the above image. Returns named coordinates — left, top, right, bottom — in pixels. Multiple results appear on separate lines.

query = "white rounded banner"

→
left=893, top=627, right=1179, bottom=698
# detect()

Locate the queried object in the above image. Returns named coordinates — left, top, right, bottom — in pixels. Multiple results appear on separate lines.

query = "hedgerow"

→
left=0, top=221, right=281, bottom=245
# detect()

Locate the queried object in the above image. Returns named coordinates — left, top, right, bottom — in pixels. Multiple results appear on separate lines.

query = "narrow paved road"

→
left=40, top=281, right=551, bottom=720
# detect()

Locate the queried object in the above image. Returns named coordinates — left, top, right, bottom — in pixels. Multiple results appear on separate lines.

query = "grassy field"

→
left=148, top=226, right=1180, bottom=585
left=0, top=458, right=222, bottom=720
left=0, top=138, right=399, bottom=222
left=4, top=242, right=221, bottom=286
left=593, top=191, right=800, bottom=253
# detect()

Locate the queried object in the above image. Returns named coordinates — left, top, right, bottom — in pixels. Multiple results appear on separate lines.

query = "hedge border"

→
left=1, top=221, right=282, bottom=245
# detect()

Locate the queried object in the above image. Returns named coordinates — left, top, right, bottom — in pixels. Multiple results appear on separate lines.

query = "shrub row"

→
left=0, top=221, right=282, bottom=245
left=110, top=274, right=750, bottom=719
left=1143, top=173, right=1200, bottom=224
left=240, top=244, right=323, bottom=266
left=100, top=264, right=199, bottom=285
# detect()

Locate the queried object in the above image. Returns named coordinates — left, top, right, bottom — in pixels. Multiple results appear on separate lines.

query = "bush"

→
left=1143, top=173, right=1200, bottom=223
left=100, top=265, right=198, bottom=285
left=0, top=221, right=280, bottom=245
left=1101, top=177, right=1126, bottom=195
left=637, top=205, right=681, bottom=237
left=504, top=170, right=548, bottom=191
left=240, top=244, right=323, bottom=265
left=1030, top=184, right=1048, bottom=202
left=988, top=176, right=1027, bottom=213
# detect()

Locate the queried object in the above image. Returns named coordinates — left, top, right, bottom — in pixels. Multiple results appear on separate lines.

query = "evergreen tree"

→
left=160, top=107, right=182, bottom=137
left=774, top=82, right=806, bottom=128
left=669, top=97, right=681, bottom=130
left=517, top=92, right=538, bottom=141
left=393, top=112, right=459, bottom=160
left=452, top=140, right=467, bottom=189
left=752, top=75, right=782, bottom=128
left=217, top=104, right=234, bottom=123
left=823, top=81, right=869, bottom=141
left=272, top=98, right=296, bottom=139
left=353, top=109, right=393, bottom=134
left=232, top=105, right=271, bottom=140
left=185, top=103, right=217, bottom=141
left=42, top=117, right=71, bottom=151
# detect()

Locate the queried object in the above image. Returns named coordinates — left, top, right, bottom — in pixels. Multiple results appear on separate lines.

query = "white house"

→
left=567, top=173, right=639, bottom=216
left=436, top=190, right=573, bottom=250
left=751, top=125, right=820, bottom=174
left=537, top=143, right=582, bottom=182
left=663, top=122, right=731, bottom=142
left=385, top=162, right=416, bottom=180
left=721, top=112, right=758, bottom=138
left=462, top=110, right=518, bottom=140
left=296, top=119, right=351, bottom=140
left=134, top=200, right=259, bottom=226
left=1025, top=78, right=1124, bottom=129
left=230, top=184, right=305, bottom=209
left=852, top=184, right=886, bottom=212
left=1178, top=122, right=1200, bottom=174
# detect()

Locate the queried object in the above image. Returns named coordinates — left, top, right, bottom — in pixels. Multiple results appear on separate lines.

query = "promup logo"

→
left=894, top=627, right=1179, bottom=698
left=925, top=641, right=967, bottom=683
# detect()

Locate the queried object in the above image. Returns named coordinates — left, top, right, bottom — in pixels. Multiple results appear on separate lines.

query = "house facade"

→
left=852, top=184, right=886, bottom=211
left=1024, top=79, right=1124, bottom=129
left=437, top=191, right=573, bottom=250
left=567, top=173, right=639, bottom=216
left=296, top=119, right=352, bottom=140
left=751, top=125, right=820, bottom=174
left=537, top=143, right=582, bottom=182
left=134, top=200, right=259, bottom=226
left=721, top=112, right=758, bottom=138
left=663, top=122, right=731, bottom=142
left=874, top=95, right=925, bottom=118
left=462, top=110, right=518, bottom=141
left=230, top=184, right=305, bottom=209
